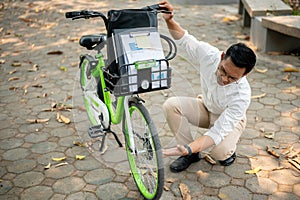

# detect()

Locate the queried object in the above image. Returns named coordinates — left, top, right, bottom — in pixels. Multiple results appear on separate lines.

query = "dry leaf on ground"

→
left=8, top=76, right=19, bottom=81
left=52, top=157, right=66, bottom=162
left=266, top=145, right=280, bottom=158
left=264, top=132, right=275, bottom=139
left=179, top=183, right=191, bottom=200
left=44, top=162, right=51, bottom=170
left=283, top=67, right=299, bottom=72
left=54, top=162, right=68, bottom=168
left=26, top=118, right=49, bottom=123
left=251, top=93, right=266, bottom=99
left=204, top=154, right=216, bottom=165
left=245, top=166, right=262, bottom=174
left=56, top=112, right=71, bottom=124
left=75, top=155, right=86, bottom=160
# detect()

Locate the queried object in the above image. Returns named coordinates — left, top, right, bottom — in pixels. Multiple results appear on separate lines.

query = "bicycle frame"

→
left=96, top=53, right=136, bottom=151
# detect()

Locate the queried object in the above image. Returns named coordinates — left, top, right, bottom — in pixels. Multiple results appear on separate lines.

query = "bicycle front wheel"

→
left=123, top=100, right=164, bottom=200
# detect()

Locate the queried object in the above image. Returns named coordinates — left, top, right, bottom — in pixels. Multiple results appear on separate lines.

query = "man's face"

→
left=216, top=56, right=246, bottom=86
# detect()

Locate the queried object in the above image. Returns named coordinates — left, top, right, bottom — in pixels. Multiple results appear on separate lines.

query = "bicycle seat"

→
left=79, top=34, right=106, bottom=50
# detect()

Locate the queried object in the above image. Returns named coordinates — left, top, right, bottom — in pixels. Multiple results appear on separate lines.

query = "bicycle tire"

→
left=122, top=100, right=164, bottom=200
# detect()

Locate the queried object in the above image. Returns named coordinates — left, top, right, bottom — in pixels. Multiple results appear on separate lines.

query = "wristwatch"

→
left=184, top=144, right=192, bottom=156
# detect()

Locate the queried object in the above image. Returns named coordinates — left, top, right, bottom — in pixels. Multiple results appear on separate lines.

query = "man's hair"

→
left=224, top=43, right=256, bottom=75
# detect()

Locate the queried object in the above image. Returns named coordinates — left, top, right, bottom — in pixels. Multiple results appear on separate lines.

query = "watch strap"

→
left=184, top=144, right=192, bottom=156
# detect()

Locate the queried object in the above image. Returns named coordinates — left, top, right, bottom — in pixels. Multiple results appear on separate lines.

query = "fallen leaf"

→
left=0, top=59, right=5, bottom=64
left=26, top=118, right=50, bottom=123
left=164, top=185, right=170, bottom=191
left=56, top=112, right=71, bottom=124
left=11, top=62, right=22, bottom=67
left=27, top=64, right=39, bottom=72
left=54, top=162, right=68, bottom=168
left=31, top=84, right=43, bottom=88
left=266, top=145, right=280, bottom=158
left=47, top=50, right=63, bottom=55
left=282, top=73, right=291, bottom=82
left=218, top=193, right=228, bottom=199
left=73, top=141, right=86, bottom=147
left=60, top=66, right=67, bottom=71
left=165, top=177, right=178, bottom=183
left=288, top=158, right=300, bottom=171
left=8, top=69, right=17, bottom=74
left=76, top=155, right=86, bottom=160
left=204, top=154, right=216, bottom=165
left=255, top=67, right=268, bottom=73
left=9, top=86, right=19, bottom=91
left=251, top=93, right=266, bottom=99
left=271, top=166, right=289, bottom=171
left=264, top=132, right=275, bottom=139
left=52, top=157, right=66, bottom=162
left=8, top=76, right=19, bottom=81
left=179, top=183, right=191, bottom=200
left=44, top=162, right=51, bottom=170
left=283, top=67, right=299, bottom=72
left=245, top=166, right=262, bottom=174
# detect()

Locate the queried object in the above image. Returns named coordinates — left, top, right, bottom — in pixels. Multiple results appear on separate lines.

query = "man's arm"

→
left=159, top=1, right=185, bottom=40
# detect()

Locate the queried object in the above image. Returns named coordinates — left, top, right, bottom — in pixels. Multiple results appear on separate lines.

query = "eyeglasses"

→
left=217, top=65, right=240, bottom=84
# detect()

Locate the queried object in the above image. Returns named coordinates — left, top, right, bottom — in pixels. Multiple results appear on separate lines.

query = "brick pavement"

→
left=0, top=0, right=299, bottom=199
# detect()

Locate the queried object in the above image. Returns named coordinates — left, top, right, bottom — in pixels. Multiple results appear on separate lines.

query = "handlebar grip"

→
left=65, top=11, right=81, bottom=18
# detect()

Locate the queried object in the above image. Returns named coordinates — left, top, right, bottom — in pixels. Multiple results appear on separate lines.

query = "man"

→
left=159, top=1, right=256, bottom=173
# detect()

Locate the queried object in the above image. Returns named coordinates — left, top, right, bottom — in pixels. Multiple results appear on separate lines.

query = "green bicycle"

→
left=66, top=4, right=176, bottom=200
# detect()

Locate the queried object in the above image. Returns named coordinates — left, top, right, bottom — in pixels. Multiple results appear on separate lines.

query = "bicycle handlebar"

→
left=65, top=4, right=171, bottom=20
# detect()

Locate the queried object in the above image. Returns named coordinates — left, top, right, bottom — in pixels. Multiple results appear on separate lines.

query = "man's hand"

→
left=159, top=1, right=174, bottom=21
left=162, top=144, right=187, bottom=157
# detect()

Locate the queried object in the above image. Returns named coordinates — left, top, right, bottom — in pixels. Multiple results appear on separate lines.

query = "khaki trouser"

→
left=163, top=96, right=246, bottom=161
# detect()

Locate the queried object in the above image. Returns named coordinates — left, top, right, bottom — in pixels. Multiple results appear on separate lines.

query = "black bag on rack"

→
left=106, top=8, right=159, bottom=76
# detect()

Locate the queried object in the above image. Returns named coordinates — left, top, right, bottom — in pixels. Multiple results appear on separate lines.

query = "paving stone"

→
left=31, top=141, right=57, bottom=154
left=96, top=182, right=128, bottom=200
left=2, top=148, right=30, bottom=161
left=73, top=157, right=103, bottom=171
left=24, top=133, right=49, bottom=143
left=269, top=169, right=300, bottom=185
left=50, top=127, right=74, bottom=138
left=246, top=177, right=278, bottom=194
left=0, top=138, right=24, bottom=150
left=65, top=192, right=98, bottom=200
left=0, top=180, right=13, bottom=195
left=53, top=177, right=86, bottom=194
left=219, top=185, right=252, bottom=200
left=13, top=172, right=44, bottom=188
left=237, top=144, right=258, bottom=157
left=0, top=128, right=18, bottom=140
left=268, top=192, right=300, bottom=200
left=45, top=164, right=75, bottom=179
left=7, top=159, right=36, bottom=174
left=224, top=164, right=253, bottom=179
left=274, top=132, right=299, bottom=144
left=20, top=186, right=53, bottom=200
left=84, top=168, right=115, bottom=185
left=198, top=171, right=230, bottom=188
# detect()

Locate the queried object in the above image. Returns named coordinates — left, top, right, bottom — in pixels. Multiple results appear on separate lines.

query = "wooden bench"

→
left=250, top=16, right=300, bottom=52
left=238, top=0, right=292, bottom=27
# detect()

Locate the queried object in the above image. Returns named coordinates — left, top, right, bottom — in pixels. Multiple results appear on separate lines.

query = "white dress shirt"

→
left=175, top=31, right=251, bottom=145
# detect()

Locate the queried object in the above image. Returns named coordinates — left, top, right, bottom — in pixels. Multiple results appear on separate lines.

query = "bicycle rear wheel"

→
left=122, top=100, right=164, bottom=200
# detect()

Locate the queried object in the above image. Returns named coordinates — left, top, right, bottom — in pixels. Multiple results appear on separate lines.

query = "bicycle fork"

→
left=124, top=96, right=136, bottom=153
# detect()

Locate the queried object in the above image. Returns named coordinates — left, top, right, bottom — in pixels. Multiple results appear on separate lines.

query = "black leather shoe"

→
left=170, top=153, right=201, bottom=173
left=219, top=152, right=236, bottom=166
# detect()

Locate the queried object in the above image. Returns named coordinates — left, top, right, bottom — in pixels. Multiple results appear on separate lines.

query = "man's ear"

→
left=221, top=52, right=225, bottom=60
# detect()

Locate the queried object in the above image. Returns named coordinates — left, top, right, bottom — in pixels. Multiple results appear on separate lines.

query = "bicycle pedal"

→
left=88, top=125, right=104, bottom=138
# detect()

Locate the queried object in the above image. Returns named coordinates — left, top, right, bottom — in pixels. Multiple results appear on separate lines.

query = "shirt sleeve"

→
left=175, top=30, right=219, bottom=67
left=204, top=93, right=250, bottom=145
